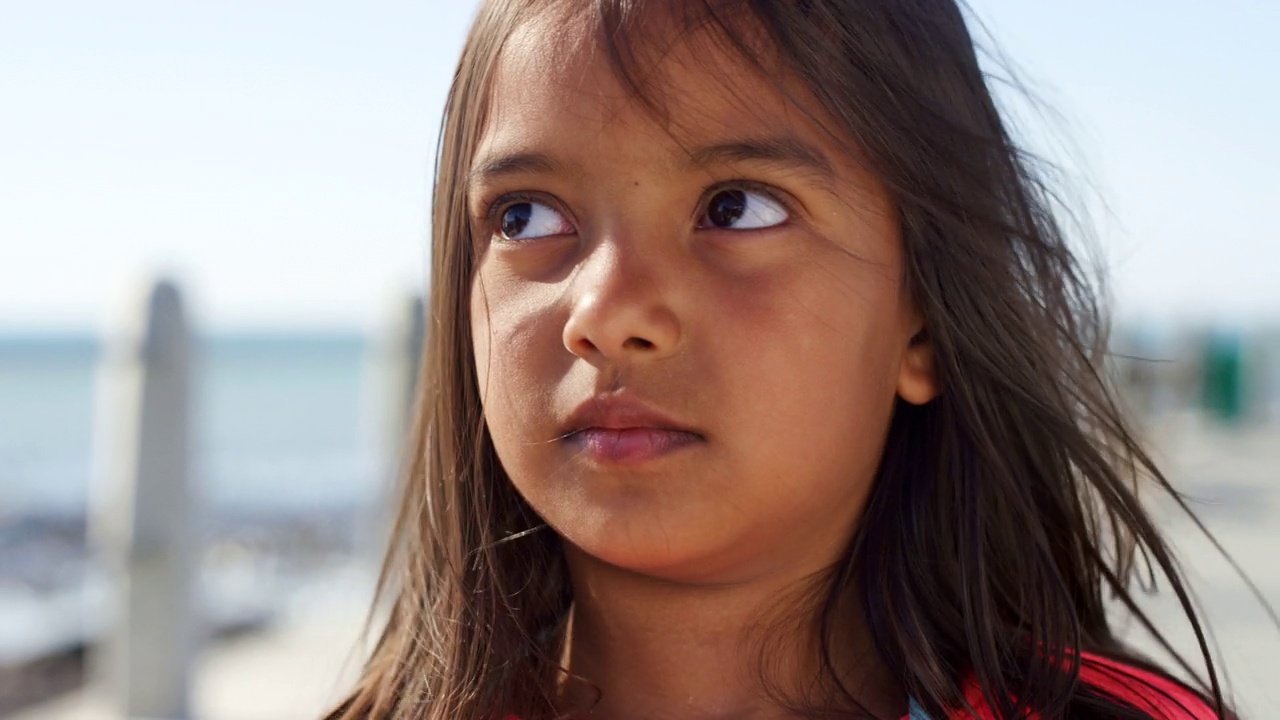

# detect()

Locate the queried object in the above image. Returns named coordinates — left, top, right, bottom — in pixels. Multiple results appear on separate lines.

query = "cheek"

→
left=712, top=255, right=907, bottom=466
left=470, top=270, right=566, bottom=444
left=724, top=250, right=904, bottom=371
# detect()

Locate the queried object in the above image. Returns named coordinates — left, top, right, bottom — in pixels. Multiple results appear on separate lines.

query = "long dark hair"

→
left=329, top=1, right=1240, bottom=718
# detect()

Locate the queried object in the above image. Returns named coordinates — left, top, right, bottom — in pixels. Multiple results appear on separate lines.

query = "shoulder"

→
left=1074, top=651, right=1220, bottom=720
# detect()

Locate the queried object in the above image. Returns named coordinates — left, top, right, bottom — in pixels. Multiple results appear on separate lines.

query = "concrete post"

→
left=90, top=278, right=197, bottom=719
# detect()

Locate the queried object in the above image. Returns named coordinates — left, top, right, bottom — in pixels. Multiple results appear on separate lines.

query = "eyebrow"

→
left=469, top=151, right=565, bottom=187
left=686, top=136, right=837, bottom=183
left=468, top=135, right=838, bottom=190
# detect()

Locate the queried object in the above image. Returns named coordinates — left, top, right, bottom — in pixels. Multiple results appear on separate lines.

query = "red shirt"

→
left=944, top=651, right=1218, bottom=719
left=506, top=651, right=1217, bottom=719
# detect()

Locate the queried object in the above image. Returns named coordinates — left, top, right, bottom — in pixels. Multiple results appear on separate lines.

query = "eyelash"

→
left=481, top=190, right=559, bottom=232
left=479, top=180, right=798, bottom=237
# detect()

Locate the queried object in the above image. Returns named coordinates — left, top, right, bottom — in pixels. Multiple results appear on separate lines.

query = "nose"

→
left=562, top=241, right=681, bottom=364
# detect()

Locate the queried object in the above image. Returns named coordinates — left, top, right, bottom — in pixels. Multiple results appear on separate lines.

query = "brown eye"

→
left=706, top=190, right=746, bottom=228
left=495, top=200, right=572, bottom=241
left=699, top=188, right=788, bottom=230
left=501, top=203, right=532, bottom=238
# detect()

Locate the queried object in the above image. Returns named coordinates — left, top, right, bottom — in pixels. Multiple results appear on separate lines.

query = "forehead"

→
left=477, top=6, right=830, bottom=168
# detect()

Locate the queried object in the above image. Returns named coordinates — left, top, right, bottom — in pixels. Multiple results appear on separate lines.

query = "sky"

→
left=2, top=1, right=1277, bottom=333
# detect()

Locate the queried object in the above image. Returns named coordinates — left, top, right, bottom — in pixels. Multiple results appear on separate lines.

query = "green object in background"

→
left=1202, top=332, right=1244, bottom=422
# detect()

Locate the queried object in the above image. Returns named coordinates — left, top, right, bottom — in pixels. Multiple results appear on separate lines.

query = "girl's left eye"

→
left=698, top=188, right=789, bottom=230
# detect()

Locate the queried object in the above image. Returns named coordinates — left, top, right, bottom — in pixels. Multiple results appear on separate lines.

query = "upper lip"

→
left=562, top=396, right=699, bottom=435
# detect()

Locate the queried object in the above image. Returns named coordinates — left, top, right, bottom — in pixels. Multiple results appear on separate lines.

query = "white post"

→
left=90, top=278, right=197, bottom=720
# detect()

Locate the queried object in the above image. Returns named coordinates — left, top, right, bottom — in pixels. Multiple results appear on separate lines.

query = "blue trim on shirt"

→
left=908, top=696, right=936, bottom=720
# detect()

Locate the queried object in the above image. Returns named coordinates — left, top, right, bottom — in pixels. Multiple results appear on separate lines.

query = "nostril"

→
left=623, top=337, right=655, bottom=351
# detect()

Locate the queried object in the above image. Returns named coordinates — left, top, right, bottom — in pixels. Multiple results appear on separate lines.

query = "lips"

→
left=562, top=397, right=702, bottom=464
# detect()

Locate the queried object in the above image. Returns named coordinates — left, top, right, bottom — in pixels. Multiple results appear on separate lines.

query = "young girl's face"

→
left=469, top=11, right=937, bottom=585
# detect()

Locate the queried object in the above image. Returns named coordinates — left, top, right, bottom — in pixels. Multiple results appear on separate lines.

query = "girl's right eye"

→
left=495, top=200, right=573, bottom=241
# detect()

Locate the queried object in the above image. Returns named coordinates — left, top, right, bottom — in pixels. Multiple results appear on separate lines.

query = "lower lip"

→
left=567, top=428, right=702, bottom=464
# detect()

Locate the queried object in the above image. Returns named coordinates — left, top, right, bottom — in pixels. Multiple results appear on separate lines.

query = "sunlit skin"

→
left=469, top=10, right=939, bottom=720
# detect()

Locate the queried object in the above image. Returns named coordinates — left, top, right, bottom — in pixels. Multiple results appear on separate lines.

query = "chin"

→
left=560, top=517, right=760, bottom=586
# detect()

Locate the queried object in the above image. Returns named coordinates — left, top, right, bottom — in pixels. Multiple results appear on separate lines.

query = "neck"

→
left=556, top=549, right=904, bottom=720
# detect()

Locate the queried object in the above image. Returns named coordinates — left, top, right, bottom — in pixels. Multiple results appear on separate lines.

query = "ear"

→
left=896, top=325, right=940, bottom=405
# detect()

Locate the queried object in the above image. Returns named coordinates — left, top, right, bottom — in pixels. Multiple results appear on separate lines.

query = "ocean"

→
left=0, top=333, right=396, bottom=666
left=0, top=333, right=380, bottom=517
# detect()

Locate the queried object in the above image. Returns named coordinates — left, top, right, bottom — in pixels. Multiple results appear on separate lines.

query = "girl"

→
left=331, top=1, right=1235, bottom=718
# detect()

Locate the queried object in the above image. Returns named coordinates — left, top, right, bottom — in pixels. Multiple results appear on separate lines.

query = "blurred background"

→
left=1, top=1, right=1277, bottom=718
